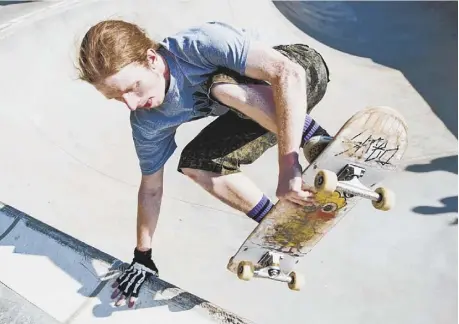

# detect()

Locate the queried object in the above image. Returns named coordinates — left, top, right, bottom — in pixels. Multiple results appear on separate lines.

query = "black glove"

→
left=115, top=248, right=159, bottom=299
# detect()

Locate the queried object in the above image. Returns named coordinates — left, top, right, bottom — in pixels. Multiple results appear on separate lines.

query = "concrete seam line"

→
left=0, top=280, right=62, bottom=323
left=63, top=261, right=123, bottom=324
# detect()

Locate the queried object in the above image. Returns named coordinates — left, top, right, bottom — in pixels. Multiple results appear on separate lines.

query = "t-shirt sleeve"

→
left=161, top=22, right=251, bottom=75
left=130, top=114, right=177, bottom=175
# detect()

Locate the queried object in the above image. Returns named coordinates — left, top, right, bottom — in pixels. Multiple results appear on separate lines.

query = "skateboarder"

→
left=76, top=20, right=332, bottom=307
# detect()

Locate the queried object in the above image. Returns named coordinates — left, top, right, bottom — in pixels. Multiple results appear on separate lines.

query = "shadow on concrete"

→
left=413, top=194, right=458, bottom=226
left=403, top=155, right=458, bottom=225
left=412, top=196, right=458, bottom=217
left=273, top=1, right=458, bottom=138
left=93, top=286, right=205, bottom=317
left=0, top=206, right=230, bottom=320
left=405, top=155, right=458, bottom=175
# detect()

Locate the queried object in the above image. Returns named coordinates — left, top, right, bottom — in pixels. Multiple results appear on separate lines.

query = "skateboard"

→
left=227, top=106, right=408, bottom=291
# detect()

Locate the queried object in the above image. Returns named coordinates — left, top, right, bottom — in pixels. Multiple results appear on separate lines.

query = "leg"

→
left=178, top=111, right=277, bottom=223
left=178, top=44, right=331, bottom=222
left=182, top=170, right=271, bottom=221
left=210, top=44, right=332, bottom=161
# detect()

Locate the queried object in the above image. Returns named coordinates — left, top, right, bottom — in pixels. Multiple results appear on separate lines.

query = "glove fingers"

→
left=128, top=296, right=138, bottom=308
left=120, top=269, right=145, bottom=297
left=117, top=270, right=135, bottom=294
left=111, top=287, right=122, bottom=300
left=116, top=272, right=131, bottom=293
left=115, top=268, right=131, bottom=285
left=111, top=254, right=158, bottom=307
left=130, top=273, right=149, bottom=298
left=115, top=294, right=127, bottom=307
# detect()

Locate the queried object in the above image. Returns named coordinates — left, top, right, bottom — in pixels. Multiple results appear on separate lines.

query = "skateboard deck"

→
left=227, top=106, right=408, bottom=290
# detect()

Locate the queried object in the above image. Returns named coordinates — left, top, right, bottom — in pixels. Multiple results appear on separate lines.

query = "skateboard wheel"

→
left=288, top=271, right=305, bottom=291
left=237, top=261, right=254, bottom=281
left=372, top=187, right=395, bottom=211
left=314, top=169, right=338, bottom=194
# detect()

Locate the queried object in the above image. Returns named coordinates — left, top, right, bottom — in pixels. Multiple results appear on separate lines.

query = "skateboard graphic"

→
left=227, top=106, right=408, bottom=290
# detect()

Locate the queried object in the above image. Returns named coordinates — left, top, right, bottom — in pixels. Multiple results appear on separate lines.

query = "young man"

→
left=77, top=20, right=331, bottom=307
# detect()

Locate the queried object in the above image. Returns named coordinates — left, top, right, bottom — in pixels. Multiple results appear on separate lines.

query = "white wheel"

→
left=237, top=261, right=254, bottom=281
left=288, top=271, right=305, bottom=291
left=372, top=187, right=395, bottom=211
left=314, top=169, right=338, bottom=194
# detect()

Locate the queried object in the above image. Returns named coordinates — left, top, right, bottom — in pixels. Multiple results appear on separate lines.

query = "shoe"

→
left=303, top=135, right=333, bottom=163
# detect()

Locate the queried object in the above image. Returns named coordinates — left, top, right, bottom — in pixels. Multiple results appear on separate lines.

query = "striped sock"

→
left=247, top=194, right=274, bottom=223
left=301, top=115, right=329, bottom=147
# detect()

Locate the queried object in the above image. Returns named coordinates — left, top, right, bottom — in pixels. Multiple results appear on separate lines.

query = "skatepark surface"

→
left=0, top=1, right=457, bottom=323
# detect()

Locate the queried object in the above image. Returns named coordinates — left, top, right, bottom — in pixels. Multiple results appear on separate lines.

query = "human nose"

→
left=121, top=93, right=139, bottom=111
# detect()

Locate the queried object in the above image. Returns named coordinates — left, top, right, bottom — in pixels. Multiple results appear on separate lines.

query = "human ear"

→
left=146, top=48, right=157, bottom=68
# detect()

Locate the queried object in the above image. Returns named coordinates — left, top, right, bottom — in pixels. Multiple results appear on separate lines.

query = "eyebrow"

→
left=129, top=81, right=139, bottom=90
left=101, top=81, right=138, bottom=99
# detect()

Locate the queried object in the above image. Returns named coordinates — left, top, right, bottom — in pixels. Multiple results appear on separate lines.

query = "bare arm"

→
left=244, top=41, right=307, bottom=168
left=136, top=167, right=164, bottom=252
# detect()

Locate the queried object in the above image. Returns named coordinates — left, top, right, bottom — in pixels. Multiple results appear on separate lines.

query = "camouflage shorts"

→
left=178, top=43, right=330, bottom=175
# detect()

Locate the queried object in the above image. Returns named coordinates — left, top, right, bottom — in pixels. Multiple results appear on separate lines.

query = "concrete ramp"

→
left=0, top=1, right=457, bottom=323
left=0, top=203, right=251, bottom=323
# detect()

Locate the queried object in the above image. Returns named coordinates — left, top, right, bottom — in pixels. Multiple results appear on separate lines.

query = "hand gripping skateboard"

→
left=227, top=106, right=408, bottom=291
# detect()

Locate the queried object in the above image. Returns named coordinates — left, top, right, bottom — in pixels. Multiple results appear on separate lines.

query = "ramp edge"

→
left=0, top=204, right=253, bottom=324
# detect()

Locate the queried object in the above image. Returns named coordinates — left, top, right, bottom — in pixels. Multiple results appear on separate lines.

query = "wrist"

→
left=133, top=247, right=159, bottom=275
left=135, top=246, right=151, bottom=252
left=134, top=247, right=152, bottom=261
left=279, top=151, right=300, bottom=168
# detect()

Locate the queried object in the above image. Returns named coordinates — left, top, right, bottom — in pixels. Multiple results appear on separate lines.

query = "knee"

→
left=181, top=167, right=216, bottom=192
left=181, top=167, right=199, bottom=180
left=181, top=167, right=206, bottom=184
left=210, top=83, right=247, bottom=108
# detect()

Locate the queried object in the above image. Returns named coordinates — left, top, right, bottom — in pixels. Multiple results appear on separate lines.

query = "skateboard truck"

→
left=233, top=164, right=395, bottom=292
left=257, top=251, right=283, bottom=278
left=236, top=251, right=305, bottom=291
left=314, top=164, right=395, bottom=211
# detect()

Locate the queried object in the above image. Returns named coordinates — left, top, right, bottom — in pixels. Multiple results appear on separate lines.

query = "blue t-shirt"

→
left=130, top=22, right=251, bottom=175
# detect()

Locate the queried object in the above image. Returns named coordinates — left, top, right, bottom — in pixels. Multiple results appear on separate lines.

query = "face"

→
left=98, top=49, right=169, bottom=111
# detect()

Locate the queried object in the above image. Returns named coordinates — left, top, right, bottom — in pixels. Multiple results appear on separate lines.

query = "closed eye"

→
left=131, top=81, right=140, bottom=91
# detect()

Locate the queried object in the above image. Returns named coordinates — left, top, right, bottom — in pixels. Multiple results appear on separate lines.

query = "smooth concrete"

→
left=0, top=1, right=457, bottom=323
left=0, top=281, right=60, bottom=324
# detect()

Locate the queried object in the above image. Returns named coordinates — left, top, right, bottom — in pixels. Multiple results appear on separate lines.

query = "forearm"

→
left=136, top=190, right=163, bottom=251
left=272, top=64, right=307, bottom=166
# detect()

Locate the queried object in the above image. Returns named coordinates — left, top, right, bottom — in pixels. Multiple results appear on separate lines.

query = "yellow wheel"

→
left=314, top=169, right=338, bottom=194
left=237, top=261, right=254, bottom=281
left=372, top=187, right=395, bottom=211
left=288, top=271, right=305, bottom=291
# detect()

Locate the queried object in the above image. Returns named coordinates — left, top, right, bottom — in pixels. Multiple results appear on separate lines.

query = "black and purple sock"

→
left=247, top=194, right=274, bottom=223
left=301, top=114, right=330, bottom=147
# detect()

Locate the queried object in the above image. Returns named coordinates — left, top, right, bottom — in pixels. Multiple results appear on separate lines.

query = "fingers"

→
left=111, top=287, right=122, bottom=299
left=115, top=294, right=127, bottom=307
left=111, top=276, right=140, bottom=308
left=111, top=276, right=130, bottom=307
left=112, top=287, right=134, bottom=308
left=110, top=258, right=159, bottom=309
left=128, top=297, right=138, bottom=308
left=113, top=293, right=138, bottom=309
left=287, top=196, right=315, bottom=207
left=295, top=190, right=314, bottom=201
left=280, top=189, right=317, bottom=207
